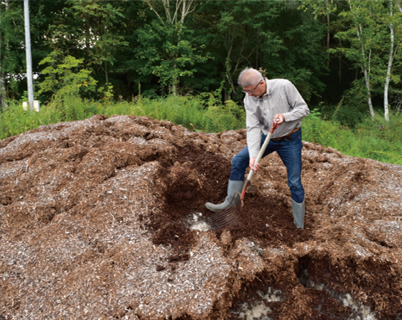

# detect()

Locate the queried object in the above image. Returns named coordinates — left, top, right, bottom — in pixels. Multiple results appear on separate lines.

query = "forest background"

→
left=0, top=0, right=401, bottom=165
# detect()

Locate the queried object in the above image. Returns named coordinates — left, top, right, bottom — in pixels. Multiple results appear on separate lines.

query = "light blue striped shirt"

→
left=244, top=78, right=310, bottom=158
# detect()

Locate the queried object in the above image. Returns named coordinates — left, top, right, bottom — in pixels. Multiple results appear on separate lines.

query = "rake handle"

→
left=240, top=120, right=279, bottom=200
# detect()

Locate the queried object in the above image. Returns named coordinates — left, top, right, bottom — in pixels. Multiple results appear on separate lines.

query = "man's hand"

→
left=250, top=157, right=260, bottom=172
left=273, top=113, right=285, bottom=125
left=250, top=115, right=283, bottom=172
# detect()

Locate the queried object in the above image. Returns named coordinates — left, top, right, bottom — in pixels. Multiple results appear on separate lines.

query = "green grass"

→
left=302, top=110, right=402, bottom=165
left=0, top=93, right=246, bottom=139
left=1, top=93, right=401, bottom=165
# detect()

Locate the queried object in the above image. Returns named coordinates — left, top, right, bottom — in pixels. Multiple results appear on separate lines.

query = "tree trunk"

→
left=223, top=89, right=228, bottom=103
left=349, top=0, right=374, bottom=119
left=172, top=59, right=177, bottom=96
left=105, top=61, right=108, bottom=84
left=327, top=13, right=330, bottom=68
left=357, top=23, right=374, bottom=118
left=363, top=67, right=374, bottom=119
left=384, top=0, right=394, bottom=122
left=339, top=51, right=342, bottom=84
left=363, top=49, right=374, bottom=119
left=396, top=0, right=402, bottom=12
left=86, top=18, right=90, bottom=54
left=255, top=49, right=258, bottom=69
left=361, top=51, right=375, bottom=119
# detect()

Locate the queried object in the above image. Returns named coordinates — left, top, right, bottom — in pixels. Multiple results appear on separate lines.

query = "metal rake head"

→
left=208, top=192, right=244, bottom=231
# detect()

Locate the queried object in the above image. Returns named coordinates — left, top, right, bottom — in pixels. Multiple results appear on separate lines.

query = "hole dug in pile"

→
left=227, top=254, right=391, bottom=320
left=148, top=144, right=231, bottom=261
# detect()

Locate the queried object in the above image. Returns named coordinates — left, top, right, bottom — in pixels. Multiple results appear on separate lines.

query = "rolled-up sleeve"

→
left=282, top=81, right=310, bottom=122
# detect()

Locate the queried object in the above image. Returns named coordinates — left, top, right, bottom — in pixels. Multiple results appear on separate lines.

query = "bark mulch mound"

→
left=1, top=114, right=402, bottom=319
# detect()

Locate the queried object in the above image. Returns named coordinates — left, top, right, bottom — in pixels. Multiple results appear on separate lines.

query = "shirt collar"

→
left=264, top=78, right=271, bottom=96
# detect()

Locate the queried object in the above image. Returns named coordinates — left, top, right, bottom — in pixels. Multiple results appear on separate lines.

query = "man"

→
left=205, top=67, right=310, bottom=229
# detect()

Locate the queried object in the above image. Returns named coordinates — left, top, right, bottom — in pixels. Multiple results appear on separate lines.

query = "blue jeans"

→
left=230, top=128, right=305, bottom=203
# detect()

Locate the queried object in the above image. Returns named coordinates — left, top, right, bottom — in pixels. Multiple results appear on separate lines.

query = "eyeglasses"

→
left=242, top=79, right=263, bottom=94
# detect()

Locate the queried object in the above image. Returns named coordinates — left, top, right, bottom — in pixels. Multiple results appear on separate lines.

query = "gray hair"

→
left=237, top=68, right=264, bottom=87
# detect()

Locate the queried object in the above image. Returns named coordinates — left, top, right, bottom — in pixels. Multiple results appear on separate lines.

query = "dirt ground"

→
left=1, top=114, right=402, bottom=320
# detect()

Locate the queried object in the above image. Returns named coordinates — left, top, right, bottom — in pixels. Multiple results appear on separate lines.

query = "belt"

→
left=272, top=127, right=300, bottom=141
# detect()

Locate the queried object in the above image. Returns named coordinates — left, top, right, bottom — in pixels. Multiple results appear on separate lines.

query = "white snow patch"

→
left=190, top=221, right=210, bottom=232
left=188, top=213, right=210, bottom=232
left=342, top=293, right=377, bottom=320
left=233, top=288, right=282, bottom=320
left=257, top=287, right=282, bottom=302
left=237, top=301, right=272, bottom=320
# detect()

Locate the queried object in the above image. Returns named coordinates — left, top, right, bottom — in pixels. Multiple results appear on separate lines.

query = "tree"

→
left=333, top=0, right=385, bottom=119
left=0, top=0, right=65, bottom=101
left=198, top=1, right=283, bottom=99
left=45, top=0, right=128, bottom=85
left=383, top=0, right=402, bottom=122
left=38, top=49, right=98, bottom=98
left=0, top=0, right=25, bottom=103
left=384, top=0, right=394, bottom=122
left=138, top=0, right=209, bottom=96
left=332, top=0, right=402, bottom=121
left=71, top=1, right=128, bottom=84
left=0, top=0, right=370, bottom=109
left=195, top=1, right=327, bottom=103
left=298, top=0, right=339, bottom=68
left=267, top=3, right=327, bottom=101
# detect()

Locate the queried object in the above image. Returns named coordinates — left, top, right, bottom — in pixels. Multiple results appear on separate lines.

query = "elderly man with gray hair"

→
left=206, top=67, right=310, bottom=229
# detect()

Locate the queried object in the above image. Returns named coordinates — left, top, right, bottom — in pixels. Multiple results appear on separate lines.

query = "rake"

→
left=209, top=120, right=280, bottom=231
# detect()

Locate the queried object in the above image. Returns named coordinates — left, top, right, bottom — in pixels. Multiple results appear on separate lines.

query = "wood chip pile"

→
left=1, top=114, right=401, bottom=319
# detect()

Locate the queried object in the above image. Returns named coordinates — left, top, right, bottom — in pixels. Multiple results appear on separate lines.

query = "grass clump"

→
left=0, top=92, right=245, bottom=140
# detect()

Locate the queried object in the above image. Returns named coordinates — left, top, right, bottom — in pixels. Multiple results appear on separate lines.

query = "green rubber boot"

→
left=205, top=180, right=244, bottom=213
left=292, top=198, right=305, bottom=229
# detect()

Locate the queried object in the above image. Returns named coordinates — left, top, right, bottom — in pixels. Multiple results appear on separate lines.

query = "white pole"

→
left=24, top=0, right=34, bottom=112
left=0, top=2, right=6, bottom=111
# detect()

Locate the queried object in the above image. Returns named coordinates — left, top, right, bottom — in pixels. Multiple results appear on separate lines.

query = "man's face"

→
left=242, top=80, right=266, bottom=98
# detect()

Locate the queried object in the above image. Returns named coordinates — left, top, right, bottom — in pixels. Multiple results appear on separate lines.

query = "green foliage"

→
left=38, top=50, right=98, bottom=98
left=41, top=0, right=128, bottom=91
left=195, top=0, right=327, bottom=102
left=329, top=0, right=402, bottom=118
left=0, top=0, right=57, bottom=100
left=1, top=0, right=331, bottom=103
left=303, top=107, right=402, bottom=165
left=0, top=93, right=246, bottom=141
left=0, top=101, right=43, bottom=138
left=352, top=111, right=402, bottom=163
left=204, top=99, right=246, bottom=132
left=134, top=20, right=210, bottom=95
left=298, top=0, right=338, bottom=17
left=330, top=95, right=367, bottom=128
left=68, top=1, right=129, bottom=72
left=302, top=109, right=342, bottom=150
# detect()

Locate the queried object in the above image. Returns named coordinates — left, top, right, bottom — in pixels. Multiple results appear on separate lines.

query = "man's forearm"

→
left=283, top=82, right=310, bottom=122
left=283, top=101, right=310, bottom=122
